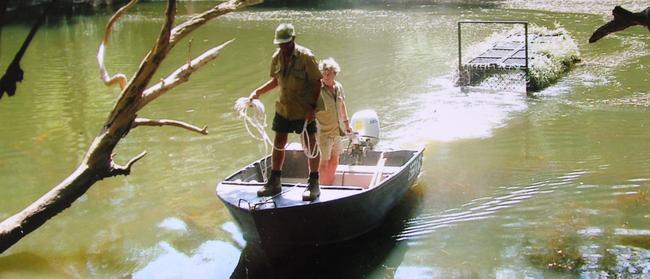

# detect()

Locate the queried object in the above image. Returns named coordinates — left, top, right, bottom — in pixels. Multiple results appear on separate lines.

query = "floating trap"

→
left=456, top=20, right=580, bottom=93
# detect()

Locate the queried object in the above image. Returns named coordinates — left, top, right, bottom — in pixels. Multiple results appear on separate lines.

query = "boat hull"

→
left=217, top=148, right=423, bottom=246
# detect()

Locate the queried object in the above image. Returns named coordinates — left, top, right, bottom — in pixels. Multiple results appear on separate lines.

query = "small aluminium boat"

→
left=216, top=143, right=424, bottom=246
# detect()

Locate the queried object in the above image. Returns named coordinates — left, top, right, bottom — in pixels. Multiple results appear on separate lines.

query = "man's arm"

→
left=306, top=79, right=321, bottom=121
left=304, top=53, right=323, bottom=121
left=249, top=77, right=278, bottom=99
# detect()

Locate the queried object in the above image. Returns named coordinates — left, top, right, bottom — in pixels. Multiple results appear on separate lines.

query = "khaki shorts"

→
left=272, top=113, right=317, bottom=135
left=318, top=134, right=343, bottom=161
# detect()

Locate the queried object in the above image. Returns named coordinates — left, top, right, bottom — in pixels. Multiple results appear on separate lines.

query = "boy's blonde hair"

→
left=319, top=57, right=341, bottom=74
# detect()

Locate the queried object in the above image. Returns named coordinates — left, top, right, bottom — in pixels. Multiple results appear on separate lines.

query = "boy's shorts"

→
left=317, top=134, right=343, bottom=161
left=272, top=113, right=317, bottom=135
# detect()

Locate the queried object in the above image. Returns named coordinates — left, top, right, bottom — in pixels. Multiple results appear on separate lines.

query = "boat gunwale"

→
left=216, top=147, right=425, bottom=211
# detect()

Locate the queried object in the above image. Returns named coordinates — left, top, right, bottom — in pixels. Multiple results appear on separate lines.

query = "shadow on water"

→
left=230, top=187, right=424, bottom=279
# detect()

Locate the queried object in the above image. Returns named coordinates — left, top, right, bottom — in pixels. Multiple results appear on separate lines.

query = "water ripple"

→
left=395, top=169, right=590, bottom=241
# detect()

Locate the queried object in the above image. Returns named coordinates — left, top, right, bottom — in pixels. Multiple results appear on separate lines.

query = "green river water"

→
left=1, top=2, right=650, bottom=278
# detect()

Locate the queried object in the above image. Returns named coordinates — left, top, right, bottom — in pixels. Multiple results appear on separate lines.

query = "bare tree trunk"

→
left=0, top=0, right=262, bottom=254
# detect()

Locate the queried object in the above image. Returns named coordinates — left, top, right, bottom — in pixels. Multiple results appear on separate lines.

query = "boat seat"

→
left=335, top=165, right=400, bottom=174
left=282, top=173, right=389, bottom=189
left=278, top=164, right=397, bottom=189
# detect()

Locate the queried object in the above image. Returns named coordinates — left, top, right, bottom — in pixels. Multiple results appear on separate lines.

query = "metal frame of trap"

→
left=457, top=20, right=530, bottom=93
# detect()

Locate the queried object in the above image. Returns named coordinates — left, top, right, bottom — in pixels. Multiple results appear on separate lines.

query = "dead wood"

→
left=589, top=6, right=650, bottom=43
left=0, top=0, right=261, bottom=254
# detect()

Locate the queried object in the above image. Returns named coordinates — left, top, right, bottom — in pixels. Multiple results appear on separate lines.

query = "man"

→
left=249, top=23, right=323, bottom=201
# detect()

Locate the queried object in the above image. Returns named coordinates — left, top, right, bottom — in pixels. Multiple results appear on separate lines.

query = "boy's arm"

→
left=340, top=100, right=352, bottom=133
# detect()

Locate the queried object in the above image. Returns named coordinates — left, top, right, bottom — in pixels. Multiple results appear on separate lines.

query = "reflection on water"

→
left=229, top=189, right=422, bottom=279
left=134, top=241, right=241, bottom=278
left=1, top=2, right=650, bottom=278
left=132, top=183, right=423, bottom=279
left=383, top=76, right=528, bottom=148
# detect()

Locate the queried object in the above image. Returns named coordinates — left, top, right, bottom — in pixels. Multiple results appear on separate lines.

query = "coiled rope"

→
left=234, top=97, right=275, bottom=149
left=234, top=97, right=320, bottom=180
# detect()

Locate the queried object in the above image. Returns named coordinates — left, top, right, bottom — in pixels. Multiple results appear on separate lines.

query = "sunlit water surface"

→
left=1, top=2, right=650, bottom=278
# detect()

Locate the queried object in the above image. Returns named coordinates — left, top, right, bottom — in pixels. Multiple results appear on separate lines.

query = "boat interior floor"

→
left=222, top=165, right=401, bottom=209
left=219, top=149, right=419, bottom=209
left=222, top=182, right=365, bottom=209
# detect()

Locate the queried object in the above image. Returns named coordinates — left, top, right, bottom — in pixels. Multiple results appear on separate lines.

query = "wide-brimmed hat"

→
left=273, top=23, right=295, bottom=45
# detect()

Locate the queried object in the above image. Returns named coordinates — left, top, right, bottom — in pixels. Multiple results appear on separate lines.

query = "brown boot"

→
left=302, top=177, right=320, bottom=201
left=257, top=173, right=281, bottom=197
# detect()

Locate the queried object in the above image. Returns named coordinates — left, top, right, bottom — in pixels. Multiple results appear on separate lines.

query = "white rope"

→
left=299, top=120, right=320, bottom=159
left=234, top=97, right=320, bottom=181
left=234, top=97, right=276, bottom=148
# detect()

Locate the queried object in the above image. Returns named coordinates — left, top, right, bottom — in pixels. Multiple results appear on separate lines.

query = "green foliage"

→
left=527, top=25, right=581, bottom=91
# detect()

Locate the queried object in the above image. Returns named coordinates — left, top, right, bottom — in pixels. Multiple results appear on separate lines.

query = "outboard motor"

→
left=348, top=109, right=380, bottom=164
left=350, top=109, right=380, bottom=148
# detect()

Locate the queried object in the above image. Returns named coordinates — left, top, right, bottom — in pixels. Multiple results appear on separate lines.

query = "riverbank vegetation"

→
left=527, top=26, right=580, bottom=91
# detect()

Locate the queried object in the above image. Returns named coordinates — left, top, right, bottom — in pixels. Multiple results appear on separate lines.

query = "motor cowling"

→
left=350, top=109, right=380, bottom=148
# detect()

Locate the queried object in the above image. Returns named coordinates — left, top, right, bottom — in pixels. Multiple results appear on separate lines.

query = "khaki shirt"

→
left=270, top=44, right=322, bottom=120
left=316, top=81, right=346, bottom=137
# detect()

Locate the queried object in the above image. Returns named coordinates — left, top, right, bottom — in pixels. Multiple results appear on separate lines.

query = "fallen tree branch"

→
left=133, top=117, right=208, bottom=135
left=589, top=6, right=650, bottom=43
left=0, top=0, right=262, bottom=254
left=109, top=151, right=147, bottom=176
left=104, top=0, right=176, bottom=129
left=138, top=39, right=234, bottom=109
left=168, top=0, right=259, bottom=49
left=0, top=166, right=98, bottom=253
left=96, top=0, right=137, bottom=90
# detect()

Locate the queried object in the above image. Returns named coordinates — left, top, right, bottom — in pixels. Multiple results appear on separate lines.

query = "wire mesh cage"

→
left=455, top=20, right=580, bottom=94
left=455, top=21, right=529, bottom=94
left=457, top=65, right=527, bottom=93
